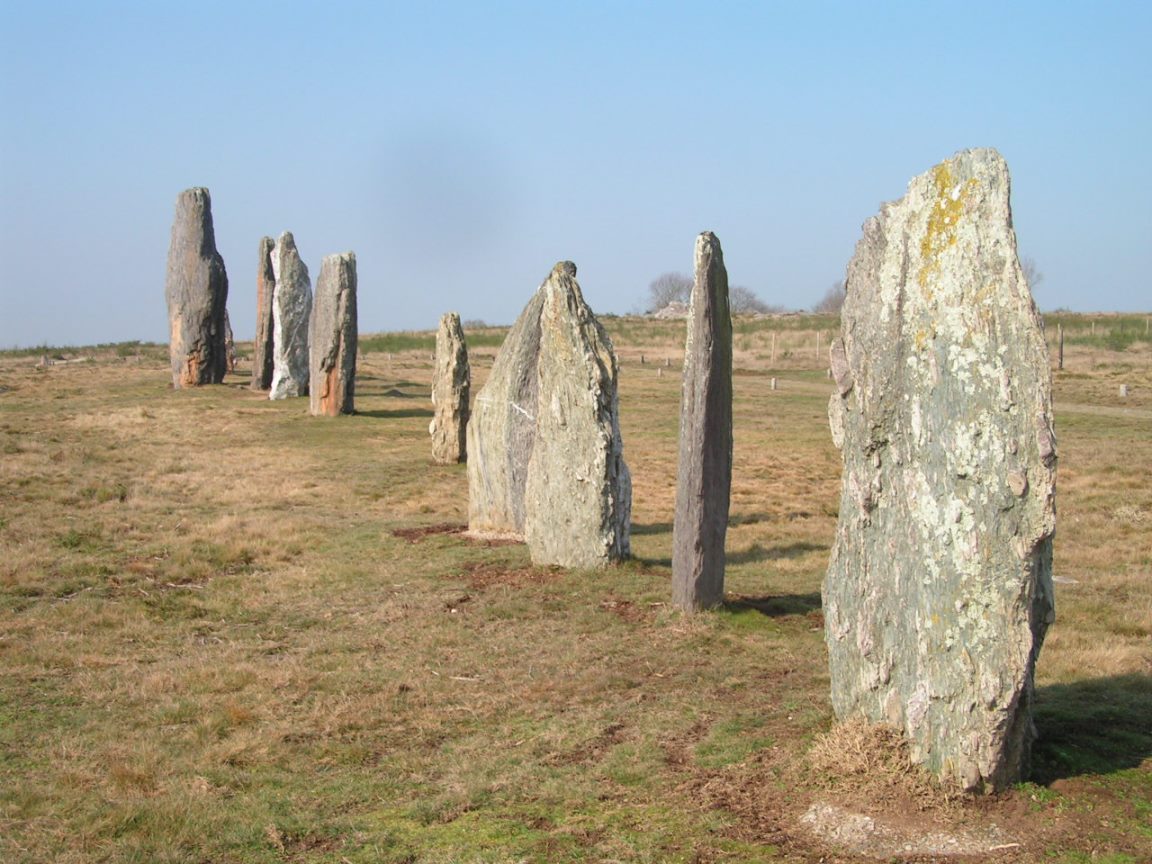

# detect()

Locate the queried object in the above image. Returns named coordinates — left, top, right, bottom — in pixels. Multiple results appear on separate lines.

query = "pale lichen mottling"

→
left=824, top=149, right=1056, bottom=793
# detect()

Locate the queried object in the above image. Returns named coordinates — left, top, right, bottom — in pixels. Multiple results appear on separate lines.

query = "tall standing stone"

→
left=468, top=262, right=631, bottom=567
left=269, top=232, right=311, bottom=399
left=524, top=262, right=631, bottom=567
left=165, top=188, right=228, bottom=388
left=251, top=236, right=276, bottom=390
left=824, top=149, right=1057, bottom=792
left=430, top=312, right=470, bottom=463
left=672, top=232, right=733, bottom=612
left=308, top=252, right=357, bottom=416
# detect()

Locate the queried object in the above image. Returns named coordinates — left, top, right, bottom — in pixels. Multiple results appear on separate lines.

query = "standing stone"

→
left=468, top=262, right=631, bottom=567
left=430, top=312, right=470, bottom=463
left=308, top=252, right=357, bottom=416
left=824, top=149, right=1057, bottom=792
left=251, top=236, right=276, bottom=390
left=269, top=232, right=311, bottom=399
left=165, top=188, right=228, bottom=388
left=524, top=263, right=631, bottom=567
left=672, top=232, right=733, bottom=612
left=224, top=310, right=237, bottom=373
left=467, top=287, right=547, bottom=538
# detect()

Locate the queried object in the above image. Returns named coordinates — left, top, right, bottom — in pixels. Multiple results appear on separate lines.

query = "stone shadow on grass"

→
left=726, top=541, right=827, bottom=565
left=630, top=522, right=672, bottom=537
left=356, top=408, right=434, bottom=420
left=723, top=592, right=822, bottom=617
left=1031, top=672, right=1152, bottom=783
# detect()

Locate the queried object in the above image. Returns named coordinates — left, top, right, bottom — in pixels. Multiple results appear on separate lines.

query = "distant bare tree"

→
left=730, top=285, right=780, bottom=315
left=646, top=272, right=693, bottom=313
left=813, top=280, right=846, bottom=315
left=1020, top=257, right=1044, bottom=292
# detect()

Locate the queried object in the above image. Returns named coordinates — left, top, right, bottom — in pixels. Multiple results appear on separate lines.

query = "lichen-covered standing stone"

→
left=308, top=252, right=357, bottom=416
left=430, top=312, right=470, bottom=463
left=672, top=232, right=733, bottom=612
left=269, top=232, right=312, bottom=400
left=250, top=236, right=276, bottom=390
left=165, top=188, right=228, bottom=387
left=824, top=148, right=1057, bottom=792
left=468, top=262, right=631, bottom=567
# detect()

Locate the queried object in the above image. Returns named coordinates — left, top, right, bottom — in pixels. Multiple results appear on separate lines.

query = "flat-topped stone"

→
left=309, top=252, right=357, bottom=416
left=430, top=312, right=470, bottom=463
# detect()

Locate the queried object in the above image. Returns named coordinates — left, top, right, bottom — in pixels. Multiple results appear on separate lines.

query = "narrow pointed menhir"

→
left=165, top=188, right=229, bottom=388
left=430, top=312, right=470, bottom=463
left=250, top=236, right=276, bottom=390
left=309, top=252, right=358, bottom=416
left=824, top=148, right=1056, bottom=792
left=672, top=232, right=733, bottom=611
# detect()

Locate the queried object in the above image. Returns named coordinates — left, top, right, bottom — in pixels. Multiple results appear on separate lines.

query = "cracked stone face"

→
left=823, top=148, right=1056, bottom=792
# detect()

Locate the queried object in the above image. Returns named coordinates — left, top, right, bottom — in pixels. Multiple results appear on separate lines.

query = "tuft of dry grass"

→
left=803, top=717, right=959, bottom=810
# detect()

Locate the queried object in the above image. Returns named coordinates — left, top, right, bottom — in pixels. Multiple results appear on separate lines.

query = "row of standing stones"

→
left=163, top=187, right=358, bottom=416
left=165, top=147, right=1055, bottom=795
left=443, top=147, right=1057, bottom=795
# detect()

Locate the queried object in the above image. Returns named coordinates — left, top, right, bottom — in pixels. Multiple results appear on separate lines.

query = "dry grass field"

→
left=1, top=313, right=1149, bottom=863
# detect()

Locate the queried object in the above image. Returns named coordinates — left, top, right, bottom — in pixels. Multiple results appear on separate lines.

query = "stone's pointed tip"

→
left=695, top=231, right=722, bottom=255
left=552, top=261, right=577, bottom=278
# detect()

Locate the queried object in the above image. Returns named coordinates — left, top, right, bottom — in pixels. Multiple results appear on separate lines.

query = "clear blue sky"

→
left=1, top=1, right=1149, bottom=348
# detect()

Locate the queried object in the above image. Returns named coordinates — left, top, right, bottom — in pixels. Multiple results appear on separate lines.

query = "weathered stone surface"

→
left=468, top=262, right=631, bottom=567
left=430, top=312, right=470, bottom=463
left=165, top=188, right=228, bottom=388
left=824, top=149, right=1057, bottom=792
left=308, top=252, right=357, bottom=416
left=250, top=236, right=276, bottom=390
left=524, top=263, right=631, bottom=567
left=672, top=232, right=733, bottom=612
left=269, top=232, right=312, bottom=399
left=467, top=288, right=547, bottom=537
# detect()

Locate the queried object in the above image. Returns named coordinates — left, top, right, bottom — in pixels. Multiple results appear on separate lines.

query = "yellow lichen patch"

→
left=912, top=323, right=938, bottom=353
left=917, top=161, right=980, bottom=292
